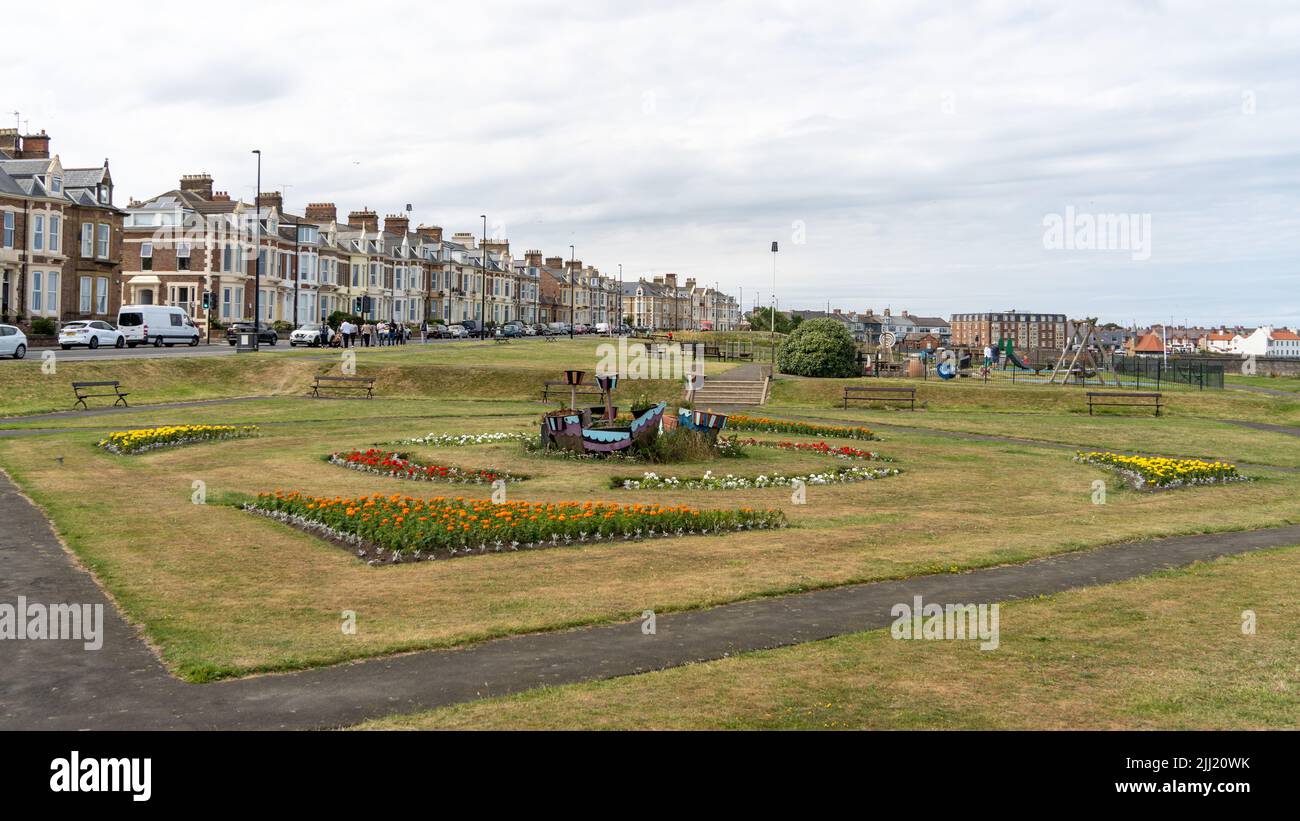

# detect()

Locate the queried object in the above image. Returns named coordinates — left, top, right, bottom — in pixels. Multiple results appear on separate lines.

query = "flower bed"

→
left=1075, top=451, right=1246, bottom=489
left=97, top=425, right=258, bottom=455
left=245, top=491, right=786, bottom=563
left=613, top=464, right=900, bottom=490
left=728, top=438, right=890, bottom=461
left=724, top=414, right=877, bottom=441
left=391, top=431, right=532, bottom=447
left=330, top=449, right=526, bottom=483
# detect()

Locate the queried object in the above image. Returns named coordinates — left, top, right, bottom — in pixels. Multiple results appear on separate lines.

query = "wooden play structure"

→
left=1047, top=318, right=1116, bottom=386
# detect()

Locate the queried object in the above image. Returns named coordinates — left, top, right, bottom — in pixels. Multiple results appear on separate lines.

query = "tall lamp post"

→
left=251, top=149, right=262, bottom=351
left=568, top=244, right=575, bottom=339
left=770, top=241, right=778, bottom=364
left=290, top=220, right=301, bottom=330
left=480, top=214, right=488, bottom=339
left=618, top=262, right=623, bottom=333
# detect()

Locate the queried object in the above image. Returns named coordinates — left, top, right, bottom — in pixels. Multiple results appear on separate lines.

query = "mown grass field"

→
left=1, top=336, right=1297, bottom=728
left=360, top=546, right=1300, bottom=730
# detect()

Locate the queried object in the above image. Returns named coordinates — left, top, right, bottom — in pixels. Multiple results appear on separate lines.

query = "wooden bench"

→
left=541, top=381, right=604, bottom=402
left=311, top=375, right=376, bottom=399
left=701, top=344, right=723, bottom=361
left=1087, top=391, right=1162, bottom=417
left=71, top=380, right=129, bottom=410
left=844, top=385, right=916, bottom=410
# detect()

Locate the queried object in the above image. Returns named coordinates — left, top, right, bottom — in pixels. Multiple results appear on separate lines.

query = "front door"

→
left=1, top=270, right=9, bottom=318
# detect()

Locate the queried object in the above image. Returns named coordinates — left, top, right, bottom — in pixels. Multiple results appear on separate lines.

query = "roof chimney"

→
left=545, top=256, right=564, bottom=269
left=179, top=173, right=214, bottom=200
left=305, top=203, right=337, bottom=224
left=256, top=191, right=283, bottom=213
left=416, top=224, right=443, bottom=243
left=0, top=128, right=19, bottom=157
left=524, top=250, right=543, bottom=266
left=384, top=213, right=410, bottom=236
left=211, top=191, right=231, bottom=202
left=19, top=130, right=50, bottom=159
left=347, top=209, right=379, bottom=232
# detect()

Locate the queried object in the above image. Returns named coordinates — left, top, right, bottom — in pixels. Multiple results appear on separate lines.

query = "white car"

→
left=60, top=320, right=125, bottom=350
left=447, top=324, right=469, bottom=338
left=290, top=324, right=333, bottom=347
left=0, top=324, right=26, bottom=359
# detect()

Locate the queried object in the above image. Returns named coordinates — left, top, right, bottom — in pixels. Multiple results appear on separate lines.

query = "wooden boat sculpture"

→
left=678, top=408, right=728, bottom=440
left=542, top=402, right=667, bottom=454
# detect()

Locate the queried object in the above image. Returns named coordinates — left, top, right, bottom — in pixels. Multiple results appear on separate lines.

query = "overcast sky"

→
left=6, top=0, right=1299, bottom=325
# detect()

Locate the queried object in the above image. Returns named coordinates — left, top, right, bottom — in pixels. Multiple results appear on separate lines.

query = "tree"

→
left=746, top=307, right=800, bottom=335
left=776, top=318, right=860, bottom=377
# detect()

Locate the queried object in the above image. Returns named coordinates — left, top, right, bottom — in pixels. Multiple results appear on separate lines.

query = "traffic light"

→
left=202, top=292, right=213, bottom=310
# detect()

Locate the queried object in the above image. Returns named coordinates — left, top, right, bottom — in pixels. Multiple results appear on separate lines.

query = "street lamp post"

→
left=291, top=220, right=301, bottom=330
left=252, top=149, right=261, bottom=351
left=480, top=215, right=487, bottom=339
left=568, top=244, right=575, bottom=339
left=770, top=241, right=778, bottom=364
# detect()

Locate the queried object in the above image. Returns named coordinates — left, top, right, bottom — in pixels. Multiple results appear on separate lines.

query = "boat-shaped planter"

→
left=542, top=402, right=667, bottom=454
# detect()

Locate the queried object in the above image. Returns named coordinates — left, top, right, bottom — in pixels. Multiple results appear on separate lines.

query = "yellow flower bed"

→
left=97, top=425, right=258, bottom=455
left=725, top=414, right=877, bottom=441
left=1076, top=451, right=1244, bottom=489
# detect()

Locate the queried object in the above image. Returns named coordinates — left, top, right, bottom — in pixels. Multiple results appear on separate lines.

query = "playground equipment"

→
left=1048, top=318, right=1115, bottom=386
left=999, top=339, right=1042, bottom=372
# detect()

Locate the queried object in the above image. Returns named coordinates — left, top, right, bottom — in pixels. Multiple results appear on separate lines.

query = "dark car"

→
left=226, top=322, right=278, bottom=346
left=500, top=322, right=524, bottom=338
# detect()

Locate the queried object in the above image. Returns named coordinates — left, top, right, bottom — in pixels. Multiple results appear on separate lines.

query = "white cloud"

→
left=7, top=0, right=1299, bottom=324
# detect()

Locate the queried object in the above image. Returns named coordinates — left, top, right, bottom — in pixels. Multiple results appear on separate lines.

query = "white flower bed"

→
left=392, top=431, right=532, bottom=447
left=618, top=465, right=900, bottom=490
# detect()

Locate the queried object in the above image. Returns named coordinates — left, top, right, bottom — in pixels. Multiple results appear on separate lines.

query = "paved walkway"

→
left=3, top=468, right=1298, bottom=729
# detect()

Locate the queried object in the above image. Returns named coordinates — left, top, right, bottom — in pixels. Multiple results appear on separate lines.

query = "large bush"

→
left=776, top=318, right=860, bottom=377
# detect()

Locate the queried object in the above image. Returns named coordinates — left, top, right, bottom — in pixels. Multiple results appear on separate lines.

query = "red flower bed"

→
left=729, top=438, right=888, bottom=461
left=330, top=449, right=526, bottom=484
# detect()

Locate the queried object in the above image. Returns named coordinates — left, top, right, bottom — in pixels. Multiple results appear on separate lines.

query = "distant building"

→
left=951, top=311, right=1066, bottom=350
left=1, top=128, right=123, bottom=327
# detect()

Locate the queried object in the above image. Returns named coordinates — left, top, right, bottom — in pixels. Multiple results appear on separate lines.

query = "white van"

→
left=117, top=305, right=201, bottom=348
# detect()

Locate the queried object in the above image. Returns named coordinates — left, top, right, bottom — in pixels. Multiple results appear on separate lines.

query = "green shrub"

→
left=31, top=317, right=57, bottom=336
left=776, top=318, right=860, bottom=377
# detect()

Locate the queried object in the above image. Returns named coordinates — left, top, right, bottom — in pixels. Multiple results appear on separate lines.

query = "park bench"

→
left=310, top=375, right=376, bottom=399
left=541, top=380, right=604, bottom=402
left=844, top=385, right=916, bottom=410
left=71, top=380, right=130, bottom=410
left=1087, top=391, right=1162, bottom=417
left=701, top=344, right=723, bottom=360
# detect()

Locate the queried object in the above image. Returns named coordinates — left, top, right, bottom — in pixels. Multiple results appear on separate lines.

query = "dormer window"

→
left=51, top=176, right=63, bottom=194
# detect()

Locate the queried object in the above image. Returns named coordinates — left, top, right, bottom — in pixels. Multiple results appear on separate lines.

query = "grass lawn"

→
left=2, top=394, right=1298, bottom=683
left=358, top=545, right=1300, bottom=730
left=0, top=337, right=718, bottom=418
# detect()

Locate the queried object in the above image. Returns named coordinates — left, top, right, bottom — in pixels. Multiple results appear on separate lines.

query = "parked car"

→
left=460, top=319, right=483, bottom=337
left=118, top=305, right=201, bottom=347
left=60, top=320, right=125, bottom=350
left=0, top=324, right=27, bottom=359
left=500, top=322, right=524, bottom=338
left=289, top=323, right=332, bottom=347
left=547, top=321, right=569, bottom=335
left=594, top=322, right=611, bottom=335
left=225, top=321, right=278, bottom=346
left=572, top=323, right=590, bottom=335
left=521, top=324, right=537, bottom=336
left=532, top=323, right=548, bottom=336
left=447, top=324, right=469, bottom=339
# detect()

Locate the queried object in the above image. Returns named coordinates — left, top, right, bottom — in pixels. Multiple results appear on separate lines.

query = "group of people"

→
left=332, top=319, right=422, bottom=348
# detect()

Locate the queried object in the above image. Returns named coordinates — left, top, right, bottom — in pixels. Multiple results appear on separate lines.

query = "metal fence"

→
left=1111, top=356, right=1224, bottom=389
